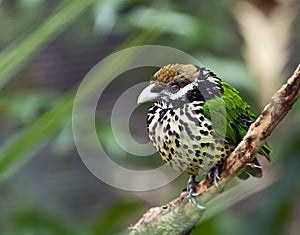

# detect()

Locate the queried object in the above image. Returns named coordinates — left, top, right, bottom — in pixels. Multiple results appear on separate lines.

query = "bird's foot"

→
left=187, top=175, right=205, bottom=209
left=207, top=167, right=221, bottom=187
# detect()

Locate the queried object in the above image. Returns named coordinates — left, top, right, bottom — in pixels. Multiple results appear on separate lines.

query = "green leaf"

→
left=0, top=38, right=159, bottom=182
left=0, top=0, right=95, bottom=89
left=0, top=0, right=99, bottom=182
left=0, top=93, right=74, bottom=180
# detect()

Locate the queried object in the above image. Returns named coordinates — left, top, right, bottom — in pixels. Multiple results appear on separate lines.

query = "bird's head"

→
left=137, top=64, right=222, bottom=106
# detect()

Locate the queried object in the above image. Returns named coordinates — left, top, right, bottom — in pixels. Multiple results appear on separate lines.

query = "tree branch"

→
left=129, top=64, right=300, bottom=235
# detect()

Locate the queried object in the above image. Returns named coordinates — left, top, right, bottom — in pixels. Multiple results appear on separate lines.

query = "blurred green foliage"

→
left=0, top=0, right=299, bottom=235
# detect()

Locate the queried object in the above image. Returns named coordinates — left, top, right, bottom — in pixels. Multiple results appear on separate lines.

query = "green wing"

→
left=203, top=81, right=271, bottom=161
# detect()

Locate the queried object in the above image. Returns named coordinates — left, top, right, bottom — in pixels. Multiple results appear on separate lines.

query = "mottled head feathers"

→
left=151, top=64, right=200, bottom=84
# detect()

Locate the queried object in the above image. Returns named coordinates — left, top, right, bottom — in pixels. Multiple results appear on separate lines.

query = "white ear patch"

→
left=169, top=81, right=197, bottom=101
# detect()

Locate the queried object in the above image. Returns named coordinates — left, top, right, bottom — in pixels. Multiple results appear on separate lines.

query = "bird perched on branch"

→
left=137, top=64, right=271, bottom=208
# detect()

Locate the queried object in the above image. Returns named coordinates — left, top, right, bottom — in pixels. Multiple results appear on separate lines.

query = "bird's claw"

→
left=186, top=167, right=222, bottom=209
left=187, top=175, right=205, bottom=209
left=188, top=194, right=205, bottom=209
left=208, top=167, right=221, bottom=187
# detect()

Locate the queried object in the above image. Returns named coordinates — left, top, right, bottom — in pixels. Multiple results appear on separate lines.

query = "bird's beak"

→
left=137, top=83, right=161, bottom=104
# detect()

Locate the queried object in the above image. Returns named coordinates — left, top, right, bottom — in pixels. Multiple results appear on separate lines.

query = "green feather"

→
left=203, top=81, right=271, bottom=162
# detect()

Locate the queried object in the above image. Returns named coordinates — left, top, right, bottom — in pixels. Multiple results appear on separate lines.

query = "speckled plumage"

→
left=138, top=64, right=271, bottom=179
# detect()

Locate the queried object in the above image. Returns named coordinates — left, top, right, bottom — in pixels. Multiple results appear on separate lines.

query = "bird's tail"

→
left=259, top=143, right=272, bottom=162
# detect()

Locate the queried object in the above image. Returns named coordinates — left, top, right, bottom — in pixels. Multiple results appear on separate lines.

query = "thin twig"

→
left=129, top=65, right=300, bottom=235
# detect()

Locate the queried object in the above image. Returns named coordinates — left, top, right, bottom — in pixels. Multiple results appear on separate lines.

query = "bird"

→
left=137, top=64, right=271, bottom=208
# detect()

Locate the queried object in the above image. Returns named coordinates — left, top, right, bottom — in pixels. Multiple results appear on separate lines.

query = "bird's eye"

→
left=170, top=84, right=180, bottom=93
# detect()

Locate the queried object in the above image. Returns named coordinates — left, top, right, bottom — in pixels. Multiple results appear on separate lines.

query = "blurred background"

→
left=0, top=0, right=299, bottom=234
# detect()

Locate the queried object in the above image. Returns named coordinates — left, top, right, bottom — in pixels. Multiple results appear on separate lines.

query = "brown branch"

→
left=129, top=64, right=300, bottom=235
